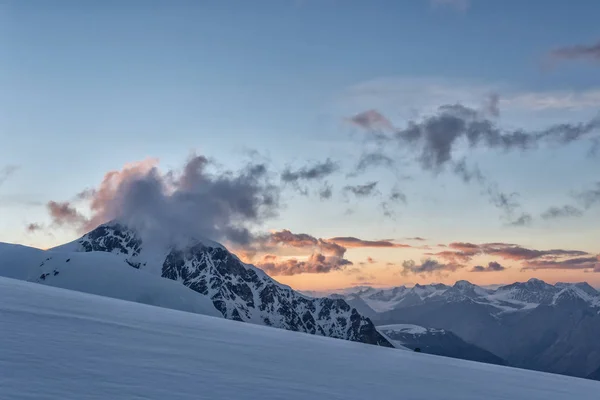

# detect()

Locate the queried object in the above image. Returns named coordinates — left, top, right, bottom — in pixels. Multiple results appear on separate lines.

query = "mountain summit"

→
left=52, top=222, right=392, bottom=347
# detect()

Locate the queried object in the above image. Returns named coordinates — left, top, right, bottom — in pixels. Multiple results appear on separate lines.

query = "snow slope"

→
left=1, top=277, right=598, bottom=400
left=0, top=242, right=221, bottom=318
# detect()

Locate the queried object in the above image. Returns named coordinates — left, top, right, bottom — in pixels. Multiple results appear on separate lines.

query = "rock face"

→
left=55, top=222, right=392, bottom=348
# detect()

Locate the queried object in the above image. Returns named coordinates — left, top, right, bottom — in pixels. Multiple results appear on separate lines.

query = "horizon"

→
left=2, top=0, right=600, bottom=290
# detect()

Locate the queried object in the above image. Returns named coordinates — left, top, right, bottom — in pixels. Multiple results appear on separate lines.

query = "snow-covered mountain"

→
left=1, top=222, right=391, bottom=348
left=0, top=242, right=221, bottom=318
left=346, top=279, right=600, bottom=379
left=334, top=279, right=600, bottom=315
left=4, top=277, right=599, bottom=400
left=377, top=324, right=505, bottom=366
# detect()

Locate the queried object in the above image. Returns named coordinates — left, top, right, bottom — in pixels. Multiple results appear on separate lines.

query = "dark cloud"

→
left=0, top=165, right=19, bottom=187
left=522, top=255, right=600, bottom=271
left=508, top=212, right=533, bottom=227
left=353, top=105, right=599, bottom=173
left=550, top=40, right=600, bottom=63
left=486, top=185, right=532, bottom=224
left=25, top=223, right=43, bottom=233
left=470, top=261, right=506, bottom=272
left=575, top=182, right=600, bottom=209
left=401, top=259, right=461, bottom=276
left=348, top=110, right=394, bottom=131
left=328, top=237, right=411, bottom=248
left=406, top=237, right=426, bottom=241
left=74, top=188, right=97, bottom=201
left=349, top=104, right=598, bottom=223
left=281, top=158, right=339, bottom=184
left=47, top=155, right=281, bottom=246
left=541, top=205, right=583, bottom=220
left=256, top=253, right=352, bottom=276
left=389, top=188, right=407, bottom=204
left=344, top=181, right=378, bottom=197
left=318, top=182, right=333, bottom=200
left=453, top=158, right=485, bottom=184
left=353, top=152, right=394, bottom=174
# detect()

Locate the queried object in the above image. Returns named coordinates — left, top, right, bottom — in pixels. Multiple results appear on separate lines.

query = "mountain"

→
left=354, top=279, right=600, bottom=378
left=0, top=242, right=221, bottom=318
left=377, top=324, right=506, bottom=366
left=4, top=277, right=599, bottom=400
left=1, top=221, right=391, bottom=348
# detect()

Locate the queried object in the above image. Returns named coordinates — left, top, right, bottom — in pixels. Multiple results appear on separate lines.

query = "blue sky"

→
left=1, top=0, right=599, bottom=289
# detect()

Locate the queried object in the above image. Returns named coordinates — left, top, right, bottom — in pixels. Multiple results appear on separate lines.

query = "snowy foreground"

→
left=2, top=278, right=599, bottom=400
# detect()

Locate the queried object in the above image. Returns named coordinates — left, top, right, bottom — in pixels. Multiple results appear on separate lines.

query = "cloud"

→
left=256, top=253, right=352, bottom=276
left=505, top=90, right=600, bottom=110
left=507, top=212, right=533, bottom=227
left=25, top=223, right=43, bottom=233
left=522, top=255, right=600, bottom=271
left=353, top=104, right=599, bottom=174
left=396, top=104, right=599, bottom=172
left=430, top=0, right=469, bottom=11
left=344, top=181, right=378, bottom=197
left=430, top=242, right=589, bottom=264
left=485, top=185, right=532, bottom=225
left=470, top=261, right=506, bottom=272
left=484, top=93, right=500, bottom=117
left=342, top=77, right=600, bottom=114
left=47, top=155, right=281, bottom=246
left=328, top=237, right=411, bottom=248
left=575, top=182, right=600, bottom=209
left=541, top=205, right=583, bottom=220
left=550, top=40, right=600, bottom=64
left=427, top=250, right=473, bottom=264
left=318, top=183, right=333, bottom=200
left=281, top=158, right=339, bottom=184
left=47, top=201, right=88, bottom=227
left=389, top=188, right=407, bottom=204
left=407, top=237, right=427, bottom=241
left=348, top=110, right=394, bottom=131
left=353, top=152, right=395, bottom=174
left=242, top=229, right=357, bottom=276
left=0, top=165, right=19, bottom=187
left=401, top=258, right=461, bottom=276
left=268, top=229, right=319, bottom=248
left=453, top=158, right=485, bottom=184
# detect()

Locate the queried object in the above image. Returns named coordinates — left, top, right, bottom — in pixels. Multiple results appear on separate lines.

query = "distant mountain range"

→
left=0, top=222, right=391, bottom=348
left=327, top=280, right=600, bottom=379
left=377, top=324, right=506, bottom=366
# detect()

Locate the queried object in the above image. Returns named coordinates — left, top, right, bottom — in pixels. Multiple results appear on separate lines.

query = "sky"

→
left=1, top=0, right=599, bottom=290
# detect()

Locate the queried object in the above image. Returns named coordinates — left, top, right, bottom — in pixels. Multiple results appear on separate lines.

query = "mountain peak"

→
left=50, top=221, right=392, bottom=348
left=454, top=280, right=475, bottom=289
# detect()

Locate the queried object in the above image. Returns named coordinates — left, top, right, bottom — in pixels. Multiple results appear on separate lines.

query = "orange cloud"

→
left=256, top=253, right=352, bottom=276
left=328, top=237, right=411, bottom=248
